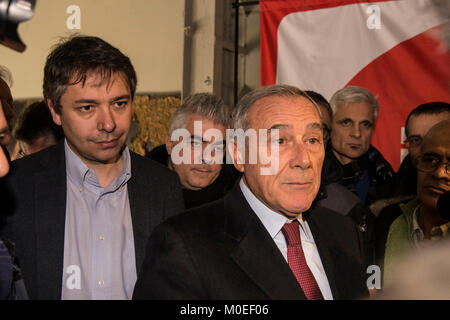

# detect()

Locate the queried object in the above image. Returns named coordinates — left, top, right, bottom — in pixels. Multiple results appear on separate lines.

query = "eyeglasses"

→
left=416, top=155, right=450, bottom=174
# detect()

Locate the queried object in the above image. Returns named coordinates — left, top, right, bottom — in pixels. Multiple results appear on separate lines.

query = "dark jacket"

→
left=0, top=239, right=12, bottom=299
left=0, top=141, right=184, bottom=299
left=322, top=145, right=396, bottom=206
left=394, top=154, right=417, bottom=197
left=133, top=183, right=368, bottom=300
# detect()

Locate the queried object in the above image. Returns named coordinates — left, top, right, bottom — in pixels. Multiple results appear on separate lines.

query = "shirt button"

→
left=99, top=196, right=103, bottom=200
left=99, top=235, right=104, bottom=241
left=99, top=280, right=104, bottom=286
left=78, top=187, right=83, bottom=193
left=88, top=173, right=92, bottom=178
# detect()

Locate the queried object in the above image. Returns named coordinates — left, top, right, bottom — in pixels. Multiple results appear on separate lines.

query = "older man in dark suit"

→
left=133, top=85, right=368, bottom=300
left=0, top=36, right=184, bottom=299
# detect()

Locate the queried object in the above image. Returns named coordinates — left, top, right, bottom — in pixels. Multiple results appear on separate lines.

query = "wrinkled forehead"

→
left=249, top=95, right=321, bottom=126
left=335, top=101, right=374, bottom=120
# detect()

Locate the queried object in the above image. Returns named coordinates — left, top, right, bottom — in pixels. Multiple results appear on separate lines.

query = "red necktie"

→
left=282, top=220, right=324, bottom=300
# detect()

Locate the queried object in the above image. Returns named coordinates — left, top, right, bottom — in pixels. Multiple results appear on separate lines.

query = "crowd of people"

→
left=0, top=35, right=448, bottom=300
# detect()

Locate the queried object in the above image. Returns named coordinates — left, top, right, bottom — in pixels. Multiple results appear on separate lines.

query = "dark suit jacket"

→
left=0, top=141, right=184, bottom=299
left=133, top=183, right=368, bottom=300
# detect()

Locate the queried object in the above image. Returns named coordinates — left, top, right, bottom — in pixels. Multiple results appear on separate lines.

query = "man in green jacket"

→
left=384, top=119, right=450, bottom=286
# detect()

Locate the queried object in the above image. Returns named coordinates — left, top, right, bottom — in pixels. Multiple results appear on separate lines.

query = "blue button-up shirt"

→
left=61, top=140, right=136, bottom=300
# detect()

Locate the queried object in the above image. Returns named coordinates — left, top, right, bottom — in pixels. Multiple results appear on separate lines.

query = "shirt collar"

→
left=411, top=205, right=450, bottom=244
left=411, top=205, right=425, bottom=243
left=239, top=178, right=300, bottom=239
left=65, top=139, right=132, bottom=190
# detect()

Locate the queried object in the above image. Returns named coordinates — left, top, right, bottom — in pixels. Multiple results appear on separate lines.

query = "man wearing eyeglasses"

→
left=396, top=102, right=450, bottom=197
left=374, top=102, right=450, bottom=280
left=382, top=119, right=450, bottom=287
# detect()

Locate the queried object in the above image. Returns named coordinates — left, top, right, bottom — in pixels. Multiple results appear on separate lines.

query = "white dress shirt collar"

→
left=239, top=178, right=308, bottom=239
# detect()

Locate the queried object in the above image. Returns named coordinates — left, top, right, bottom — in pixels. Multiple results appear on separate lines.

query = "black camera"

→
left=0, top=0, right=36, bottom=52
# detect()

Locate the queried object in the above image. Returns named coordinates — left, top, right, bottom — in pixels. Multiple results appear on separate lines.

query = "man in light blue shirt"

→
left=0, top=36, right=184, bottom=299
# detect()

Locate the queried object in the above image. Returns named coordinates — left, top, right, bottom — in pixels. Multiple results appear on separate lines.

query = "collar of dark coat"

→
left=222, top=183, right=346, bottom=299
left=221, top=183, right=307, bottom=299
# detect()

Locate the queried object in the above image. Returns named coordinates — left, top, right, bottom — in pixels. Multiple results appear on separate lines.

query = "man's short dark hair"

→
left=405, top=102, right=450, bottom=137
left=43, top=35, right=137, bottom=114
left=13, top=101, right=64, bottom=143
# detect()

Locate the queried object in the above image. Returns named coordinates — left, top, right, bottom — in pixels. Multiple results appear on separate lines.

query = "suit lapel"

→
left=34, top=142, right=67, bottom=299
left=128, top=153, right=150, bottom=275
left=306, top=210, right=340, bottom=299
left=225, top=185, right=306, bottom=299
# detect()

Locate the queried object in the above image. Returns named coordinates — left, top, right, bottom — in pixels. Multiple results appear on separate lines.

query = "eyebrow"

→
left=268, top=122, right=322, bottom=131
left=422, top=152, right=441, bottom=158
left=269, top=124, right=289, bottom=131
left=307, top=122, right=322, bottom=130
left=191, top=135, right=225, bottom=145
left=73, top=94, right=131, bottom=105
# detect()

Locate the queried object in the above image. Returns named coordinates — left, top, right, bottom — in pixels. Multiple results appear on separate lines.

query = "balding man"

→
left=133, top=85, right=367, bottom=300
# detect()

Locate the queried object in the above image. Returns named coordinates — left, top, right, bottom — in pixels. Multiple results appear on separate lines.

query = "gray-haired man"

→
left=147, top=93, right=239, bottom=208
left=134, top=85, right=367, bottom=300
left=322, top=86, right=395, bottom=206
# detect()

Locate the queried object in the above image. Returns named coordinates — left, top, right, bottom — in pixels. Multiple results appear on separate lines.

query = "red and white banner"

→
left=260, top=0, right=450, bottom=171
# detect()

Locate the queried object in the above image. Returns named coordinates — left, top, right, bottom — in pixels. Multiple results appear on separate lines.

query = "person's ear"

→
left=228, top=138, right=244, bottom=173
left=165, top=134, right=173, bottom=155
left=47, top=99, right=62, bottom=126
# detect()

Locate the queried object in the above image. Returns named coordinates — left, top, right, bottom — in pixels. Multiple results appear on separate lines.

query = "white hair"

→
left=330, top=86, right=379, bottom=122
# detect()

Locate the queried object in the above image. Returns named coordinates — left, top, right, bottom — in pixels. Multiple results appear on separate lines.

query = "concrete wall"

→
left=1, top=0, right=184, bottom=99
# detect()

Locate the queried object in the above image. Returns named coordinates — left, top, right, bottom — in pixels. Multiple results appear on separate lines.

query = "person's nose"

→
left=202, top=144, right=219, bottom=165
left=350, top=124, right=361, bottom=138
left=289, top=141, right=311, bottom=169
left=432, top=161, right=450, bottom=181
left=97, top=107, right=116, bottom=133
left=203, top=151, right=213, bottom=165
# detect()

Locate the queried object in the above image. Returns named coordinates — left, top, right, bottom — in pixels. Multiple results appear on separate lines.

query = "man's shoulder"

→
left=129, top=150, right=177, bottom=180
left=165, top=198, right=225, bottom=231
left=366, top=145, right=395, bottom=175
left=317, top=182, right=362, bottom=215
left=7, top=143, right=63, bottom=178
left=307, top=205, right=361, bottom=244
left=309, top=204, right=355, bottom=226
